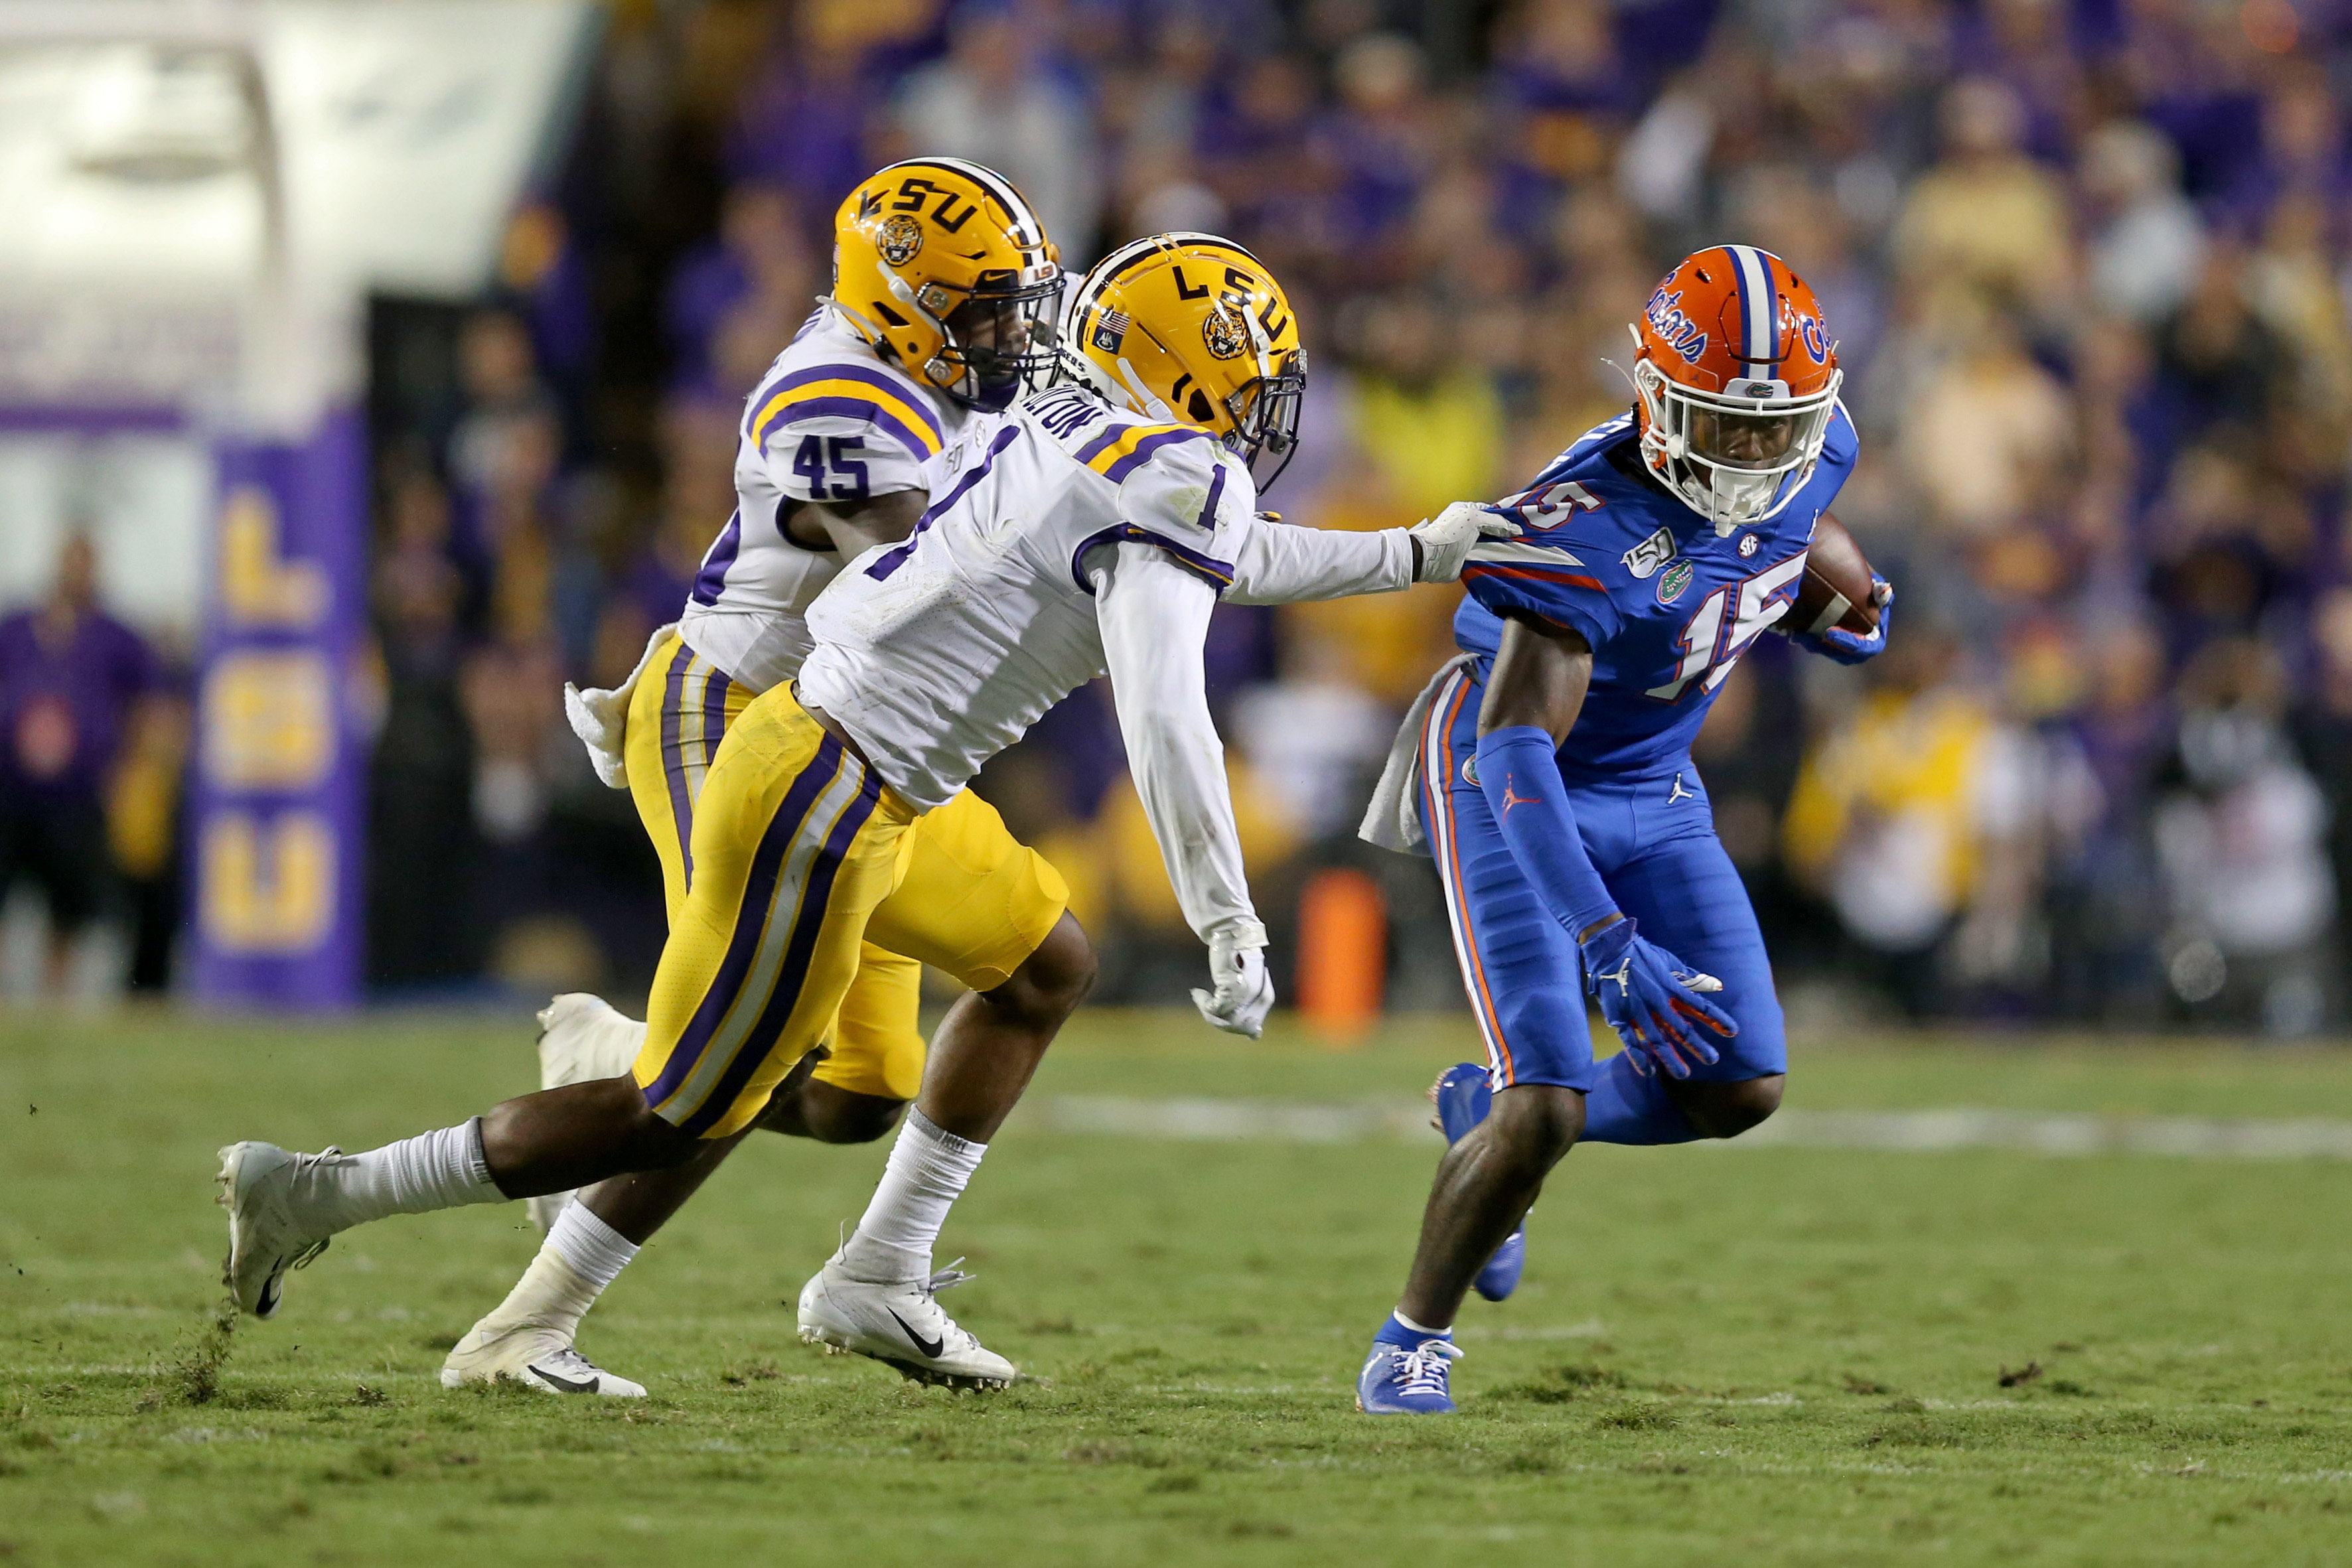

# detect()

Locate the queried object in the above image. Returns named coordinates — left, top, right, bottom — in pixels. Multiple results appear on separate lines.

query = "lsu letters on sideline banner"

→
left=190, top=411, right=366, bottom=1010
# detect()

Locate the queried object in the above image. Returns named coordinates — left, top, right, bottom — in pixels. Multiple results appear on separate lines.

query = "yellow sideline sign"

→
left=218, top=486, right=330, bottom=629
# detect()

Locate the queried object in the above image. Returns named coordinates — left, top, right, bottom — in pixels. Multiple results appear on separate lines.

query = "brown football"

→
left=1791, top=512, right=1879, bottom=636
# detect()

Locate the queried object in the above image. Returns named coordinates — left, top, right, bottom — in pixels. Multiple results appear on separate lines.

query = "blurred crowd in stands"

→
left=25, top=0, right=2352, bottom=1032
left=0, top=534, right=179, bottom=1003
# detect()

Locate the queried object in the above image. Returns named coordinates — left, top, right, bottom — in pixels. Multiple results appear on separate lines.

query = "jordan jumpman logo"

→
left=1667, top=773, right=1694, bottom=804
left=1501, top=777, right=1541, bottom=816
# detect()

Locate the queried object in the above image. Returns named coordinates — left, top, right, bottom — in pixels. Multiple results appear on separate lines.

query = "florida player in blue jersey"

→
left=1354, top=247, right=1893, bottom=1413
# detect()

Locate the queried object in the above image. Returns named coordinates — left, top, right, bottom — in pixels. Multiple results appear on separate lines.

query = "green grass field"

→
left=3, top=1008, right=2350, bottom=1567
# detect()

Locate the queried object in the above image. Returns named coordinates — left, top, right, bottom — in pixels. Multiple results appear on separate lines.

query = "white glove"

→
left=1191, top=925, right=1274, bottom=1038
left=1410, top=501, right=1521, bottom=583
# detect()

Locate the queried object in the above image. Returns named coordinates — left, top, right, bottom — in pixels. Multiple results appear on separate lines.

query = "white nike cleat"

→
left=439, top=1321, right=646, bottom=1397
left=215, top=1141, right=342, bottom=1319
left=527, top=994, right=647, bottom=1232
left=796, top=1254, right=1017, bottom=1391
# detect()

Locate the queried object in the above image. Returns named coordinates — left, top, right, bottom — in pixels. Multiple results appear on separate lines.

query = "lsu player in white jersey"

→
left=212, top=228, right=1509, bottom=1393
left=788, top=233, right=1515, bottom=1380
left=401, top=157, right=1086, bottom=1398
left=526, top=155, right=1070, bottom=1181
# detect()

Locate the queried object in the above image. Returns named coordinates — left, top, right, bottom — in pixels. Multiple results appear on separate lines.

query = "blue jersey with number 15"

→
left=1452, top=406, right=1858, bottom=782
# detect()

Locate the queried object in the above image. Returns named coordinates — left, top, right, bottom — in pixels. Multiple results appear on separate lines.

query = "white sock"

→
left=299, top=1119, right=501, bottom=1233
left=1392, top=1311, right=1453, bottom=1338
left=476, top=1203, right=640, bottom=1340
left=836, top=1109, right=986, bottom=1282
left=550, top=1201, right=638, bottom=1290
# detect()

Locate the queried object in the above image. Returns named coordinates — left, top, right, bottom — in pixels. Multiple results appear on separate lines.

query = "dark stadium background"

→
left=6, top=0, right=2351, bottom=1037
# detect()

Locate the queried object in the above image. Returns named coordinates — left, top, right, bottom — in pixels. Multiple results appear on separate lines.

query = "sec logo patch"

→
left=1656, top=559, right=1694, bottom=605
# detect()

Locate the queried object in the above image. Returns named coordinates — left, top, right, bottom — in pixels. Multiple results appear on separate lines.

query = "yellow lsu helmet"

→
left=832, top=157, right=1061, bottom=411
left=1058, top=232, right=1308, bottom=489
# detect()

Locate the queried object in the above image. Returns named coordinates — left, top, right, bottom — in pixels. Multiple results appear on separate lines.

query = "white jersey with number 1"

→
left=798, top=381, right=1414, bottom=946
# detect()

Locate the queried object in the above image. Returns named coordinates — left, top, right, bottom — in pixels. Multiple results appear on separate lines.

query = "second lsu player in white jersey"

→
left=437, top=157, right=1083, bottom=1397
left=789, top=232, right=1517, bottom=1377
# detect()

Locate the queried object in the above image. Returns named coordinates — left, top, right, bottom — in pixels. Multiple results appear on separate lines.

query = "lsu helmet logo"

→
left=877, top=214, right=924, bottom=267
left=1201, top=304, right=1248, bottom=361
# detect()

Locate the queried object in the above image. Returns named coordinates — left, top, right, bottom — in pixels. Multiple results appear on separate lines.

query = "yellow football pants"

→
left=624, top=635, right=1065, bottom=1127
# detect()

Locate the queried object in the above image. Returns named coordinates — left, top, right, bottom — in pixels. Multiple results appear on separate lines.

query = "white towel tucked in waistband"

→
left=563, top=622, right=677, bottom=790
left=1357, top=654, right=1476, bottom=856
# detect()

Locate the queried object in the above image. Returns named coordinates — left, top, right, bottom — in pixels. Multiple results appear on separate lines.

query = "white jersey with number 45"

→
left=676, top=307, right=972, bottom=694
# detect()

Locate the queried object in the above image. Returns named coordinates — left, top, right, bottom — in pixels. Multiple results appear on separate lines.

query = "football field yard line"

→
left=1031, top=1096, right=2352, bottom=1159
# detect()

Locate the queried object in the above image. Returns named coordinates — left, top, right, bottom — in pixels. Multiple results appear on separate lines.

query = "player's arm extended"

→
left=1092, top=541, right=1274, bottom=1036
left=1475, top=613, right=1618, bottom=941
left=1477, top=613, right=1735, bottom=1071
left=1224, top=514, right=1413, bottom=604
left=1224, top=502, right=1518, bottom=605
left=782, top=489, right=928, bottom=558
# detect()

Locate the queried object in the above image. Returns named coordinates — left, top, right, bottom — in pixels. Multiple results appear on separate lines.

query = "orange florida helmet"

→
left=1629, top=245, right=1842, bottom=534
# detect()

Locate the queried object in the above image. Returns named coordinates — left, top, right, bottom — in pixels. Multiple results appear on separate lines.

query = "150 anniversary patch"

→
left=1621, top=524, right=1676, bottom=580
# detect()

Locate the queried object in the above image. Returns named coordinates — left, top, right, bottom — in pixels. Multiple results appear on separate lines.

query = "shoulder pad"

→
left=1530, top=413, right=1636, bottom=481
left=743, top=356, right=945, bottom=461
left=1078, top=419, right=1218, bottom=488
left=1822, top=402, right=1860, bottom=464
left=1114, top=427, right=1248, bottom=537
left=1495, top=474, right=1614, bottom=531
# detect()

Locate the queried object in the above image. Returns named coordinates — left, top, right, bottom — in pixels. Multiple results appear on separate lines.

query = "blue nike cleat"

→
left=1430, top=1062, right=1527, bottom=1301
left=1430, top=1060, right=1493, bottom=1142
left=1357, top=1331, right=1464, bottom=1414
left=1476, top=1227, right=1526, bottom=1303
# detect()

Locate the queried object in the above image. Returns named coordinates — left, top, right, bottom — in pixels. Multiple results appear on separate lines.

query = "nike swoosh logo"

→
left=256, top=1255, right=291, bottom=1314
left=527, top=1362, right=601, bottom=1394
left=887, top=1308, right=945, bottom=1360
